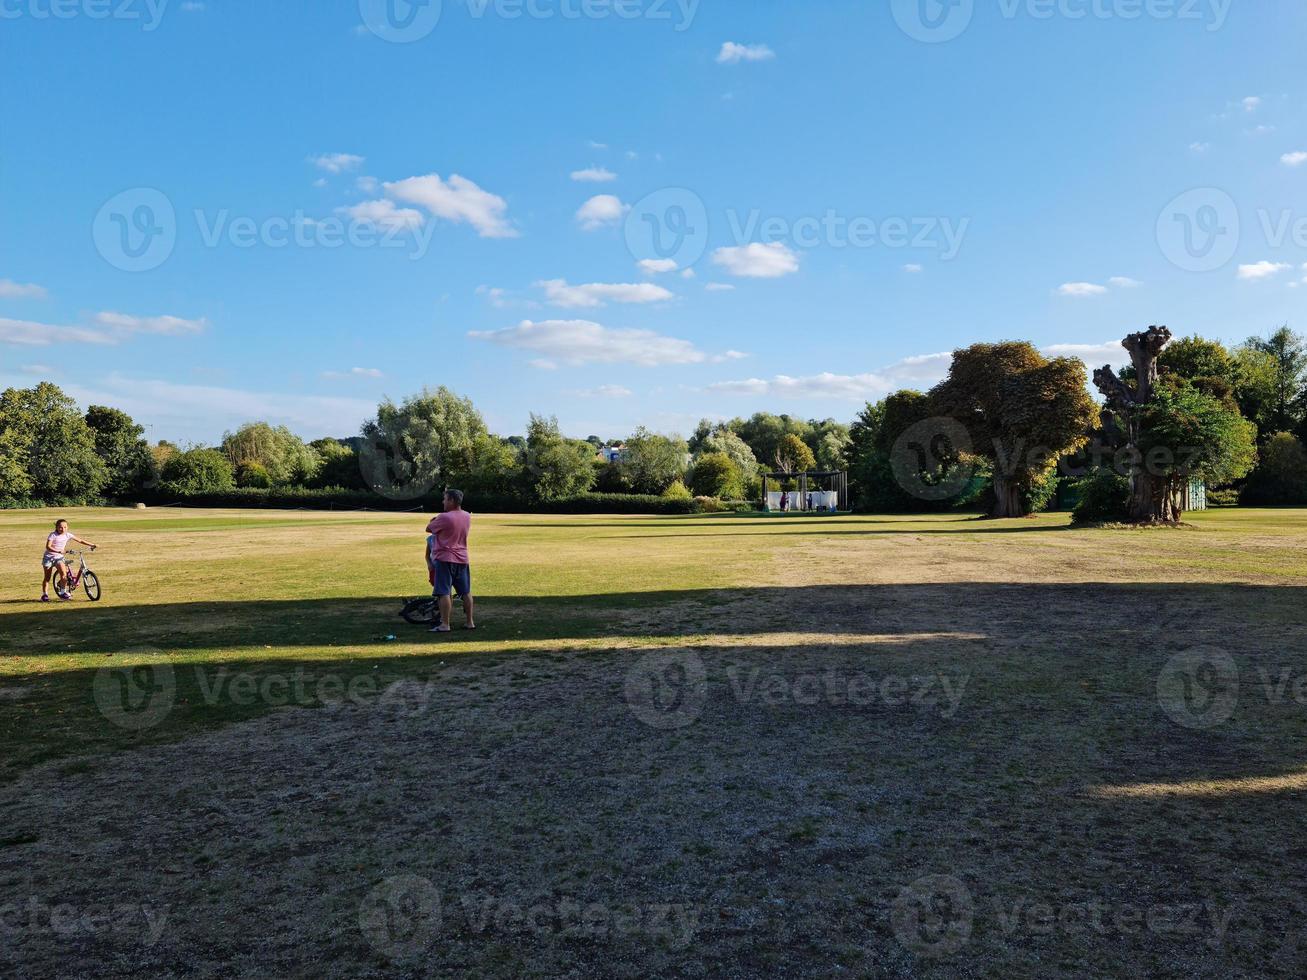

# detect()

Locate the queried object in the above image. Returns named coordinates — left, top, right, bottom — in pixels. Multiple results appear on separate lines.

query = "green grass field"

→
left=2, top=506, right=1306, bottom=976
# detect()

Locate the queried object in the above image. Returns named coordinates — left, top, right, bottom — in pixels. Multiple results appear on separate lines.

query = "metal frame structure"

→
left=760, top=470, right=849, bottom=512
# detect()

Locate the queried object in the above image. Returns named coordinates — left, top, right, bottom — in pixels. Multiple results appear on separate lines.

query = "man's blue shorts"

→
left=433, top=561, right=471, bottom=598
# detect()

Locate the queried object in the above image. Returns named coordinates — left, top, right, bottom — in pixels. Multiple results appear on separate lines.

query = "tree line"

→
left=2, top=324, right=1303, bottom=521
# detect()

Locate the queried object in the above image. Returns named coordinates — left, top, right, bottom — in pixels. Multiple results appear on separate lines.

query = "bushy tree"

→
left=691, top=423, right=759, bottom=486
left=222, top=422, right=321, bottom=486
left=1243, top=326, right=1307, bottom=436
left=235, top=460, right=273, bottom=488
left=161, top=448, right=234, bottom=495
left=522, top=414, right=595, bottom=501
left=460, top=433, right=522, bottom=498
left=0, top=383, right=106, bottom=500
left=85, top=405, right=153, bottom=497
left=307, top=438, right=366, bottom=490
left=1241, top=432, right=1307, bottom=504
left=360, top=387, right=488, bottom=498
left=806, top=418, right=851, bottom=469
left=932, top=343, right=1097, bottom=517
left=729, top=413, right=813, bottom=469
left=662, top=479, right=693, bottom=501
left=619, top=427, right=687, bottom=494
left=689, top=451, right=744, bottom=499
left=774, top=432, right=816, bottom=474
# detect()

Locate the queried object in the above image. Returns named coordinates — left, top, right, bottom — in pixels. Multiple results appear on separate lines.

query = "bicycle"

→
left=59, top=548, right=101, bottom=601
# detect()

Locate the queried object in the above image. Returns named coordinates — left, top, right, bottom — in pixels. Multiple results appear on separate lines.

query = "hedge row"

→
left=124, top=486, right=756, bottom=515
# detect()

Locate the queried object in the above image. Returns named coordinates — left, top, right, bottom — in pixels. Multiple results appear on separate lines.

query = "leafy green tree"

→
left=0, top=397, right=33, bottom=499
left=307, top=438, right=366, bottom=490
left=0, top=383, right=106, bottom=500
left=1243, top=326, right=1307, bottom=435
left=161, top=447, right=234, bottom=495
left=1241, top=432, right=1307, bottom=504
left=806, top=418, right=851, bottom=469
left=522, top=414, right=595, bottom=501
left=774, top=432, right=816, bottom=474
left=1233, top=345, right=1279, bottom=437
left=360, top=387, right=488, bottom=498
left=85, top=405, right=153, bottom=497
left=235, top=460, right=273, bottom=488
left=730, top=413, right=813, bottom=469
left=689, top=452, right=744, bottom=499
left=693, top=425, right=759, bottom=484
left=619, top=427, right=688, bottom=494
left=460, top=433, right=522, bottom=498
left=222, top=422, right=321, bottom=486
left=934, top=342, right=1097, bottom=517
left=662, top=479, right=693, bottom=501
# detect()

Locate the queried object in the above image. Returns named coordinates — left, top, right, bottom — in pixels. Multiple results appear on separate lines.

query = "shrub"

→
left=689, top=452, right=744, bottom=499
left=1206, top=487, right=1240, bottom=507
left=661, top=479, right=693, bottom=501
left=1070, top=468, right=1131, bottom=524
left=235, top=461, right=273, bottom=489
left=160, top=448, right=235, bottom=495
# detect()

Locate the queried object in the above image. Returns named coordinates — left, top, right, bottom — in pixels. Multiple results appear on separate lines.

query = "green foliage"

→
left=661, top=478, right=693, bottom=501
left=1241, top=432, right=1307, bottom=504
left=689, top=452, right=744, bottom=499
left=729, top=413, right=813, bottom=468
left=221, top=421, right=321, bottom=486
left=774, top=433, right=816, bottom=473
left=931, top=343, right=1098, bottom=516
left=235, top=460, right=273, bottom=488
left=695, top=425, right=759, bottom=484
left=0, top=382, right=107, bottom=500
left=523, top=414, right=596, bottom=501
left=1206, top=487, right=1240, bottom=507
left=1242, top=326, right=1307, bottom=436
left=307, top=439, right=365, bottom=491
left=1070, top=468, right=1131, bottom=524
left=360, top=386, right=489, bottom=495
left=161, top=447, right=235, bottom=495
left=1139, top=379, right=1258, bottom=490
left=619, top=427, right=687, bottom=494
left=85, top=405, right=153, bottom=498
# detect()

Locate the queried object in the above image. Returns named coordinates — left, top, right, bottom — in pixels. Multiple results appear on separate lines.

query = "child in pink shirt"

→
left=41, top=518, right=96, bottom=601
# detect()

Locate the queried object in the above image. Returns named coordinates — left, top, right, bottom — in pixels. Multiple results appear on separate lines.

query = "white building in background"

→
left=599, top=445, right=625, bottom=463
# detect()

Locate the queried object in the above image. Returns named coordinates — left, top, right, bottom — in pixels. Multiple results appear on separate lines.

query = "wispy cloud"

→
left=1281, top=151, right=1307, bottom=167
left=470, top=319, right=712, bottom=367
left=322, top=367, right=384, bottom=380
left=708, top=352, right=952, bottom=401
left=1057, top=282, right=1109, bottom=297
left=337, top=198, right=424, bottom=231
left=717, top=42, right=775, bottom=64
left=536, top=279, right=674, bottom=309
left=384, top=173, right=517, bottom=238
left=570, top=167, right=617, bottom=183
left=0, top=278, right=47, bottom=299
left=638, top=259, right=679, bottom=275
left=309, top=152, right=365, bottom=174
left=1237, top=260, right=1291, bottom=281
left=570, top=384, right=634, bottom=398
left=92, top=312, right=207, bottom=335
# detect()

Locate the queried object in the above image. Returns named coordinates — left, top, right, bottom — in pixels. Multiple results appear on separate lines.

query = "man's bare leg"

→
left=436, top=594, right=453, bottom=631
left=461, top=594, right=475, bottom=628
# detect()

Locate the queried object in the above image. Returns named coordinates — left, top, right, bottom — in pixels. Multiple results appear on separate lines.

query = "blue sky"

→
left=2, top=0, right=1306, bottom=444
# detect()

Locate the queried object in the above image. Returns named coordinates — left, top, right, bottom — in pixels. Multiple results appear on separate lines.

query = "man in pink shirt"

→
left=424, top=488, right=475, bottom=633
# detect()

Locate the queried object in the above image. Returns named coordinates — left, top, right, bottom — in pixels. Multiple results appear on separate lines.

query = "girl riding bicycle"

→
left=41, top=519, right=97, bottom=602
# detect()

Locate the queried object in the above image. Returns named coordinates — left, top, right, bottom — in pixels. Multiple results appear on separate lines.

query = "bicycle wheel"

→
left=399, top=597, right=435, bottom=625
left=82, top=571, right=101, bottom=601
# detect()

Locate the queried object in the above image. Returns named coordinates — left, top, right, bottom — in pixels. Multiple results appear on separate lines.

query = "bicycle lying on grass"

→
left=58, top=549, right=101, bottom=601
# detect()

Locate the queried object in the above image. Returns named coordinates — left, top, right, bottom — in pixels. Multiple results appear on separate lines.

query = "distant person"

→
left=425, top=489, right=475, bottom=632
left=780, top=491, right=789, bottom=512
left=41, top=518, right=95, bottom=602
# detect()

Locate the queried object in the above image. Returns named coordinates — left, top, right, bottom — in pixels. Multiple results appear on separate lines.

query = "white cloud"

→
left=708, top=352, right=952, bottom=401
left=1057, top=281, right=1108, bottom=297
left=1189, top=141, right=1210, bottom=154
left=0, top=279, right=47, bottom=299
left=312, top=177, right=329, bottom=188
left=385, top=173, right=517, bottom=238
left=570, top=167, right=617, bottom=183
left=1107, top=276, right=1141, bottom=288
left=705, top=282, right=736, bottom=292
left=322, top=367, right=384, bottom=379
left=680, top=268, right=695, bottom=279
left=1281, top=151, right=1307, bottom=167
left=309, top=152, right=364, bottom=174
left=711, top=242, right=799, bottom=278
left=470, top=319, right=710, bottom=367
left=91, top=312, right=207, bottom=335
left=536, top=279, right=674, bottom=309
left=0, top=318, right=115, bottom=346
left=638, top=258, right=678, bottom=275
left=587, top=140, right=608, bottom=150
left=717, top=42, right=775, bottom=64
left=356, top=175, right=380, bottom=193
left=1250, top=125, right=1276, bottom=136
left=575, top=194, right=628, bottom=230
left=1242, top=96, right=1262, bottom=112
left=571, top=384, right=634, bottom=398
left=903, top=263, right=923, bottom=273
left=338, top=198, right=425, bottom=231
left=1237, top=261, right=1291, bottom=281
